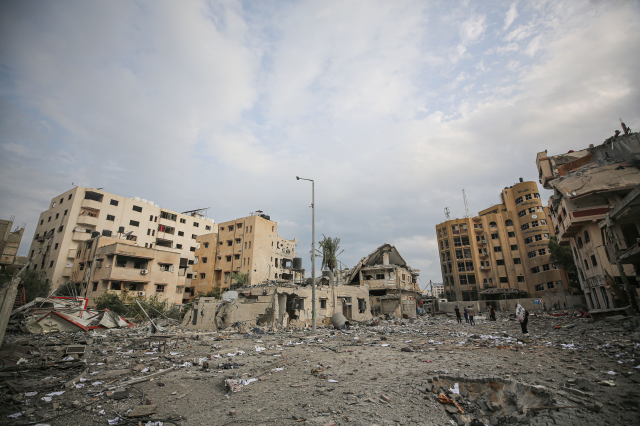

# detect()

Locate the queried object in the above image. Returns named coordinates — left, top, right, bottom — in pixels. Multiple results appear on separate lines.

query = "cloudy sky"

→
left=1, top=0, right=639, bottom=289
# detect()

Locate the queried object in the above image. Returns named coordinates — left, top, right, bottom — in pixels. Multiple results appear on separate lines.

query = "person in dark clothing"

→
left=454, top=306, right=462, bottom=324
left=463, top=307, right=469, bottom=323
left=489, top=306, right=496, bottom=321
left=468, top=306, right=475, bottom=326
left=520, top=309, right=529, bottom=334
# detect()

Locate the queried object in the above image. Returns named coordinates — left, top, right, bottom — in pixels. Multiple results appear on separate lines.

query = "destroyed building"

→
left=536, top=123, right=640, bottom=312
left=191, top=213, right=303, bottom=297
left=70, top=235, right=186, bottom=306
left=0, top=218, right=25, bottom=271
left=436, top=180, right=573, bottom=308
left=26, top=186, right=217, bottom=302
left=344, top=243, right=420, bottom=318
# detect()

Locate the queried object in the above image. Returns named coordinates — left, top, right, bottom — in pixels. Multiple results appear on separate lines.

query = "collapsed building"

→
left=536, top=123, right=640, bottom=313
left=344, top=243, right=421, bottom=318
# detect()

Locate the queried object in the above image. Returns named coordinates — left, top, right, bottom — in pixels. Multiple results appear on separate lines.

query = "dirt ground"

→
left=1, top=312, right=639, bottom=426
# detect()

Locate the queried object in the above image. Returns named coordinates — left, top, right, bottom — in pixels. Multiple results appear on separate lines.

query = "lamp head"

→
left=296, top=176, right=299, bottom=180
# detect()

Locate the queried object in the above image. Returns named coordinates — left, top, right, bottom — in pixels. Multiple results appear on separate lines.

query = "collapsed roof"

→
left=344, top=243, right=419, bottom=285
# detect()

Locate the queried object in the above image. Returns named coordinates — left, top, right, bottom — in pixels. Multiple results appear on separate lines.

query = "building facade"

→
left=536, top=127, right=640, bottom=311
left=0, top=219, right=25, bottom=271
left=436, top=180, right=570, bottom=303
left=190, top=213, right=302, bottom=295
left=27, top=186, right=217, bottom=303
left=70, top=236, right=184, bottom=306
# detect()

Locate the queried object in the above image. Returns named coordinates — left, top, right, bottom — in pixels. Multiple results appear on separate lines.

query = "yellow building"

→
left=191, top=212, right=303, bottom=294
left=436, top=179, right=570, bottom=304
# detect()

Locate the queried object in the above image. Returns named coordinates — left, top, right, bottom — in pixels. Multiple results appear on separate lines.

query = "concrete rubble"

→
left=1, top=307, right=639, bottom=426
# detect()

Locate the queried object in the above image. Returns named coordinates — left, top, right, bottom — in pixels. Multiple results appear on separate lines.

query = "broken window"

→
left=525, top=194, right=532, bottom=200
left=176, top=244, right=182, bottom=249
left=538, top=249, right=546, bottom=255
left=111, top=282, right=121, bottom=290
left=202, top=257, right=208, bottom=264
left=508, top=231, right=515, bottom=238
left=491, top=233, right=499, bottom=240
left=499, top=277, right=509, bottom=283
left=236, top=238, right=241, bottom=244
left=510, top=244, right=517, bottom=250
left=84, top=191, right=103, bottom=202
left=160, top=211, right=177, bottom=221
left=494, top=246, right=502, bottom=252
left=521, top=223, right=530, bottom=231
left=590, top=255, right=598, bottom=267
left=158, top=224, right=175, bottom=234
left=229, top=225, right=234, bottom=231
left=531, top=266, right=540, bottom=274
left=227, top=240, right=232, bottom=246
left=375, top=273, right=385, bottom=279
left=547, top=281, right=554, bottom=289
left=496, top=259, right=505, bottom=265
left=528, top=251, right=536, bottom=258
left=535, top=234, right=543, bottom=241
left=459, top=275, right=468, bottom=285
left=517, top=276, right=525, bottom=282
left=531, top=220, right=539, bottom=227
left=461, top=236, right=470, bottom=246
left=524, top=237, right=533, bottom=244
left=518, top=210, right=527, bottom=217
left=159, top=264, right=174, bottom=272
left=542, top=264, right=550, bottom=271
left=358, top=298, right=366, bottom=313
left=193, top=222, right=199, bottom=227
left=200, top=273, right=205, bottom=279
left=204, top=242, right=209, bottom=249
left=535, top=284, right=544, bottom=291
left=156, top=285, right=166, bottom=293
left=226, top=256, right=231, bottom=262
left=515, top=197, right=523, bottom=204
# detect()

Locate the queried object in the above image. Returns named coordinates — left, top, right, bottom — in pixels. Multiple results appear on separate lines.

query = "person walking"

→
left=454, top=306, right=462, bottom=324
left=489, top=306, right=496, bottom=321
left=468, top=305, right=475, bottom=326
left=463, top=307, right=469, bottom=324
left=516, top=304, right=529, bottom=335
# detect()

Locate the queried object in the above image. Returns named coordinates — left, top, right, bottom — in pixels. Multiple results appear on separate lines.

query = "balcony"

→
left=77, top=214, right=98, bottom=227
left=72, top=231, right=91, bottom=241
left=81, top=199, right=102, bottom=210
left=480, top=265, right=491, bottom=271
left=62, top=267, right=73, bottom=277
left=474, top=228, right=484, bottom=233
left=68, top=249, right=77, bottom=259
left=479, top=252, right=489, bottom=258
left=472, top=217, right=482, bottom=222
left=478, top=239, right=487, bottom=245
left=107, top=266, right=152, bottom=283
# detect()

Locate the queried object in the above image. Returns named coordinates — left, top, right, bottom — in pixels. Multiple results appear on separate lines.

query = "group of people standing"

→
left=453, top=304, right=528, bottom=335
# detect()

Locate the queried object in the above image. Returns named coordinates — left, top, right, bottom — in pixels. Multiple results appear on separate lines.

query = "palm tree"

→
left=315, top=235, right=344, bottom=272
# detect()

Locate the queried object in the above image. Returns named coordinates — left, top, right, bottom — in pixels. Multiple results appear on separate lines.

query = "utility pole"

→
left=297, top=176, right=316, bottom=333
left=463, top=189, right=470, bottom=218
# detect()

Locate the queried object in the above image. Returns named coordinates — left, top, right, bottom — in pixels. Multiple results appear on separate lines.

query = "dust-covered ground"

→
left=1, top=312, right=639, bottom=426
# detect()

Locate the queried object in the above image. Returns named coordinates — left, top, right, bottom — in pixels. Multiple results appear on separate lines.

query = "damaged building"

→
left=184, top=280, right=372, bottom=330
left=191, top=212, right=303, bottom=297
left=536, top=123, right=640, bottom=313
left=0, top=218, right=26, bottom=271
left=344, top=244, right=420, bottom=318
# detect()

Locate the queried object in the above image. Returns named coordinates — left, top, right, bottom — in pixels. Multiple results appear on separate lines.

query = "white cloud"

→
left=504, top=2, right=519, bottom=30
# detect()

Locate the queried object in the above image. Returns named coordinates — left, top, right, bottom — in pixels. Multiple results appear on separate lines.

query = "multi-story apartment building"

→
left=71, top=235, right=184, bottom=305
left=190, top=213, right=302, bottom=294
left=536, top=126, right=640, bottom=311
left=27, top=186, right=217, bottom=304
left=436, top=179, right=569, bottom=303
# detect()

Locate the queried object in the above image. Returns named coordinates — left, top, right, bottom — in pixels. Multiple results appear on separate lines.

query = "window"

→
left=518, top=210, right=527, bottom=217
left=535, top=234, right=543, bottom=241
left=180, top=218, right=186, bottom=224
left=92, top=282, right=98, bottom=291
left=68, top=194, right=72, bottom=200
left=190, top=247, right=196, bottom=252
left=508, top=231, right=515, bottom=238
left=517, top=276, right=525, bottom=282
left=528, top=251, right=536, bottom=258
left=505, top=219, right=513, bottom=227
left=542, top=264, right=550, bottom=271
left=226, top=255, right=231, bottom=262
left=584, top=230, right=590, bottom=243
left=111, top=282, right=121, bottom=290
left=200, top=273, right=206, bottom=279
left=510, top=245, right=518, bottom=250
left=159, top=264, right=174, bottom=272
left=499, top=277, right=509, bottom=283
left=534, top=193, right=540, bottom=198
left=590, top=255, right=598, bottom=267
left=491, top=233, right=499, bottom=240
left=531, top=220, right=539, bottom=227
left=535, top=284, right=544, bottom=291
left=161, top=211, right=177, bottom=221
left=525, top=194, right=532, bottom=200
left=538, top=249, right=546, bottom=255
left=531, top=266, right=540, bottom=274
left=521, top=223, right=529, bottom=231
left=129, top=220, right=140, bottom=227
left=107, top=214, right=115, bottom=221
left=584, top=259, right=589, bottom=270
left=228, top=225, right=234, bottom=231
left=540, top=219, right=547, bottom=225
left=192, top=234, right=197, bottom=239
left=48, top=217, right=51, bottom=222
left=176, top=286, right=184, bottom=294
left=494, top=246, right=502, bottom=252
left=320, top=299, right=327, bottom=309
left=524, top=237, right=533, bottom=244
left=150, top=215, right=154, bottom=221
left=235, top=238, right=241, bottom=244
left=543, top=233, right=550, bottom=239
left=513, top=258, right=521, bottom=264
left=227, top=240, right=232, bottom=246
left=52, top=202, right=56, bottom=208
left=547, top=281, right=554, bottom=289
left=55, top=213, right=59, bottom=219
left=202, top=257, right=208, bottom=264
left=205, top=225, right=211, bottom=231
left=234, top=254, right=240, bottom=260
left=515, top=197, right=523, bottom=204
left=147, top=229, right=151, bottom=235
left=177, top=231, right=184, bottom=236
left=110, top=199, right=119, bottom=206
left=250, top=226, right=252, bottom=233
left=156, top=285, right=166, bottom=293
left=176, top=244, right=182, bottom=249
left=132, top=205, right=142, bottom=212
left=577, top=237, right=583, bottom=248
left=489, top=221, right=497, bottom=228
left=496, top=259, right=505, bottom=265
left=193, top=222, right=199, bottom=227
left=204, top=242, right=209, bottom=249
left=40, top=219, right=43, bottom=225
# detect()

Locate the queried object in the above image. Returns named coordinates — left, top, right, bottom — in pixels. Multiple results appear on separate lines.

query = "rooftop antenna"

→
left=462, top=188, right=470, bottom=218
left=444, top=207, right=450, bottom=220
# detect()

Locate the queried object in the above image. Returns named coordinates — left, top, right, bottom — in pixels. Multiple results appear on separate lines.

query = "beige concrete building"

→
left=536, top=126, right=640, bottom=311
left=0, top=219, right=25, bottom=271
left=27, top=186, right=217, bottom=303
left=190, top=213, right=302, bottom=294
left=345, top=244, right=420, bottom=318
left=436, top=179, right=570, bottom=306
left=70, top=236, right=183, bottom=306
left=184, top=282, right=372, bottom=331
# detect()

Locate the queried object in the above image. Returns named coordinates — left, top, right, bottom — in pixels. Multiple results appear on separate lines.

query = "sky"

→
left=1, top=0, right=639, bottom=289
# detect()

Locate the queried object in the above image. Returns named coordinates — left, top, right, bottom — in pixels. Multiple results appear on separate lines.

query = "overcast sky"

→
left=1, top=0, right=639, bottom=289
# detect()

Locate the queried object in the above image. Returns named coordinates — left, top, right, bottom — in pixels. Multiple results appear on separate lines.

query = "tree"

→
left=230, top=271, right=250, bottom=289
left=197, top=288, right=222, bottom=299
left=316, top=235, right=344, bottom=272
left=22, top=271, right=50, bottom=303
left=94, top=292, right=128, bottom=316
left=55, top=281, right=82, bottom=297
left=548, top=237, right=576, bottom=274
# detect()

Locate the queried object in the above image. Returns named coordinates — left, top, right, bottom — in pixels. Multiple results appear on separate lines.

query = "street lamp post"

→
left=296, top=176, right=316, bottom=333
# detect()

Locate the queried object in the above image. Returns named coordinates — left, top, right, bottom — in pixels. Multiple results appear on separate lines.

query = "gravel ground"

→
left=1, top=312, right=639, bottom=426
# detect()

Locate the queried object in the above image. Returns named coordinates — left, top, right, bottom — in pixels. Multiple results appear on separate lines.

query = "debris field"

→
left=1, top=312, right=639, bottom=426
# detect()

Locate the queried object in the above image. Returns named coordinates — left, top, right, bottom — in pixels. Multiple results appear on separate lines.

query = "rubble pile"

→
left=0, top=310, right=638, bottom=425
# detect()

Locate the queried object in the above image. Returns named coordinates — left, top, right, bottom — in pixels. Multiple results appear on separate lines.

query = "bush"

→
left=22, top=271, right=51, bottom=303
left=94, top=292, right=129, bottom=316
